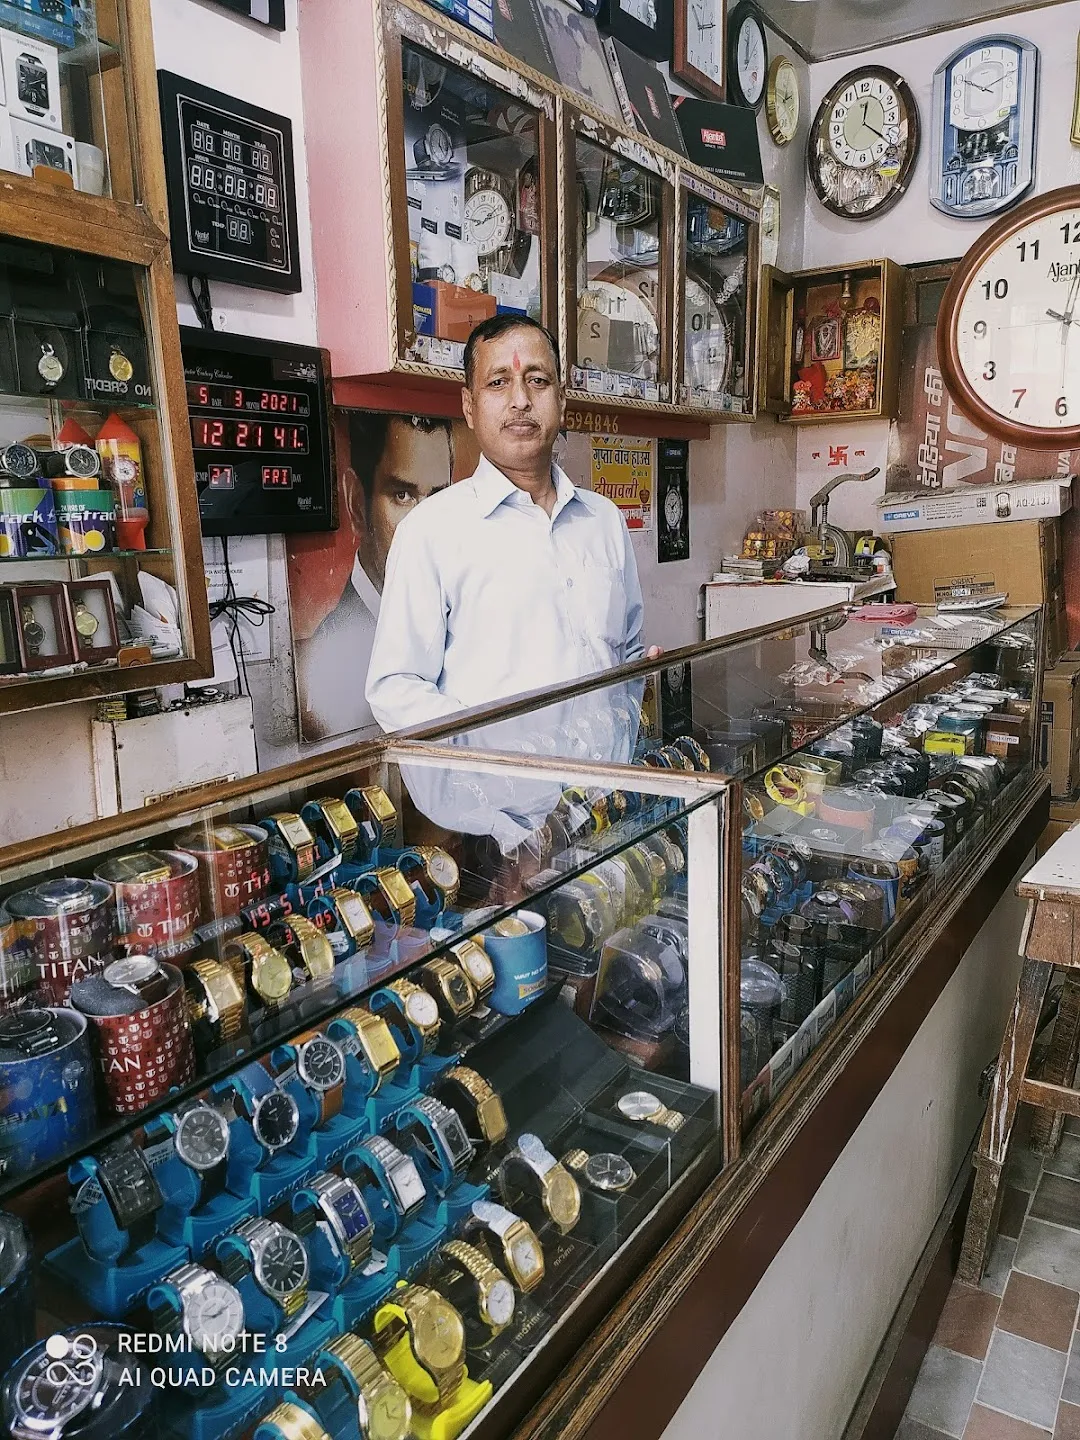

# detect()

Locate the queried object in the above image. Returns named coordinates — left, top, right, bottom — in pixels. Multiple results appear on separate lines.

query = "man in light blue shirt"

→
left=366, top=314, right=655, bottom=736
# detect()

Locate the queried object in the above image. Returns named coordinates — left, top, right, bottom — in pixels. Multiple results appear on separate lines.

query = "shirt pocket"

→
left=576, top=562, right=626, bottom=650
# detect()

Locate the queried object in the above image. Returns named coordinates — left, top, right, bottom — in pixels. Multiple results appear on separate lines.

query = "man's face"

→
left=346, top=420, right=450, bottom=590
left=461, top=326, right=565, bottom=475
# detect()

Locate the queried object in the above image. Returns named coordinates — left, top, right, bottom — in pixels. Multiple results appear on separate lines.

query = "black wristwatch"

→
left=0, top=1009, right=62, bottom=1057
left=96, top=1136, right=163, bottom=1249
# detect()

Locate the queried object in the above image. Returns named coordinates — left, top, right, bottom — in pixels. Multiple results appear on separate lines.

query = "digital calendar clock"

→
left=182, top=328, right=336, bottom=537
left=159, top=71, right=302, bottom=293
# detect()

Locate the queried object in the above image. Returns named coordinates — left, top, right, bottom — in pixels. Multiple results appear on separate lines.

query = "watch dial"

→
left=333, top=1187, right=372, bottom=1242
left=427, top=850, right=459, bottom=889
left=811, top=68, right=918, bottom=219
left=404, top=990, right=440, bottom=1028
left=365, top=1383, right=411, bottom=1440
left=184, top=1280, right=244, bottom=1351
left=14, top=1336, right=104, bottom=1430
left=735, top=14, right=766, bottom=107
left=665, top=487, right=684, bottom=529
left=464, top=188, right=514, bottom=256
left=487, top=1276, right=516, bottom=1327
left=257, top=1229, right=309, bottom=1297
left=461, top=952, right=491, bottom=985
left=103, top=1152, right=161, bottom=1222
left=253, top=1089, right=299, bottom=1150
left=510, top=1234, right=542, bottom=1279
left=949, top=44, right=1019, bottom=131
left=391, top=1154, right=428, bottom=1212
left=176, top=1106, right=230, bottom=1170
left=586, top=1153, right=636, bottom=1189
left=446, top=972, right=473, bottom=1010
left=299, top=1035, right=346, bottom=1091
left=618, top=1089, right=661, bottom=1120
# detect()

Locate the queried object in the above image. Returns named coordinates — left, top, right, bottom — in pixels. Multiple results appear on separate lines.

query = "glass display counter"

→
left=0, top=602, right=1044, bottom=1440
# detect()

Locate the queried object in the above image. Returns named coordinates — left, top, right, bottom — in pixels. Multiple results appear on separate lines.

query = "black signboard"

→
left=205, top=0, right=286, bottom=29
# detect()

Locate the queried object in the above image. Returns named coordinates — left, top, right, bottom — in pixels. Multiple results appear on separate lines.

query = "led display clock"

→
left=182, top=329, right=336, bottom=536
left=158, top=72, right=302, bottom=294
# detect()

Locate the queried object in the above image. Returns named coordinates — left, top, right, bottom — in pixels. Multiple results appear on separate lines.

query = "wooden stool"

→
left=958, top=832, right=1080, bottom=1286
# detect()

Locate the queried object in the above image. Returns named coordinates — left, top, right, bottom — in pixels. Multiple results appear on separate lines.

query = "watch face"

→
left=388, top=1152, right=428, bottom=1213
left=464, top=186, right=514, bottom=256
left=253, top=1089, right=300, bottom=1150
left=363, top=1382, right=411, bottom=1440
left=332, top=1185, right=372, bottom=1242
left=459, top=948, right=493, bottom=985
left=810, top=67, right=919, bottom=219
left=99, top=1143, right=162, bottom=1223
left=446, top=971, right=473, bottom=1011
left=547, top=1167, right=581, bottom=1229
left=251, top=947, right=293, bottom=1003
left=509, top=1232, right=543, bottom=1281
left=486, top=1276, right=516, bottom=1328
left=103, top=955, right=160, bottom=988
left=14, top=1334, right=104, bottom=1432
left=618, top=1089, right=661, bottom=1121
left=441, top=1108, right=474, bottom=1163
left=337, top=892, right=373, bottom=938
left=412, top=1293, right=465, bottom=1370
left=256, top=1227, right=309, bottom=1298
left=175, top=1105, right=230, bottom=1171
left=183, top=1278, right=244, bottom=1352
left=665, top=486, right=684, bottom=529
left=0, top=1009, right=55, bottom=1049
left=586, top=1153, right=636, bottom=1190
left=426, top=849, right=459, bottom=891
left=404, top=990, right=440, bottom=1029
left=298, top=1035, right=346, bottom=1091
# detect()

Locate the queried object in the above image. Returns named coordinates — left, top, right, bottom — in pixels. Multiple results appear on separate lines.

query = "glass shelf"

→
left=0, top=548, right=171, bottom=563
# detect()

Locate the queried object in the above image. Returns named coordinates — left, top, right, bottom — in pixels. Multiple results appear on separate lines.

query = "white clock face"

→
left=464, top=188, right=514, bottom=256
left=828, top=74, right=902, bottom=169
left=686, top=0, right=722, bottom=84
left=684, top=276, right=731, bottom=393
left=487, top=1277, right=516, bottom=1327
left=955, top=204, right=1080, bottom=433
left=665, top=487, right=684, bottom=528
left=948, top=44, right=1019, bottom=132
left=736, top=17, right=766, bottom=106
left=770, top=60, right=799, bottom=142
left=184, top=1280, right=244, bottom=1352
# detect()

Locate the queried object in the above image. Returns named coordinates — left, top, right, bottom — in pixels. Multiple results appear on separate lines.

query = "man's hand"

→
left=646, top=645, right=663, bottom=660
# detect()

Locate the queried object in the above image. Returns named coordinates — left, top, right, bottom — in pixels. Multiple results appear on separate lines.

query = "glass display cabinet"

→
left=0, top=0, right=212, bottom=710
left=676, top=169, right=758, bottom=417
left=0, top=602, right=1046, bottom=1440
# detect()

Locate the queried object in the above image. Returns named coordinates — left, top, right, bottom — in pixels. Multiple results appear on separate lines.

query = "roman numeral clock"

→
left=937, top=186, right=1080, bottom=449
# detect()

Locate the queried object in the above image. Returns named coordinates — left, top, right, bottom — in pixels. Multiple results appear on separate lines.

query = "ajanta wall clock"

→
left=930, top=36, right=1038, bottom=219
left=808, top=66, right=919, bottom=220
left=937, top=185, right=1080, bottom=450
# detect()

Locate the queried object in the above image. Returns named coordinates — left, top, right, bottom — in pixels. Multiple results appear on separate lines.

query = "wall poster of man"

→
left=286, top=407, right=478, bottom=743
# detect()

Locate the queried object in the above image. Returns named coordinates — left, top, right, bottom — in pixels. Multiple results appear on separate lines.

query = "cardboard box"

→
left=9, top=118, right=74, bottom=184
left=1, top=32, right=60, bottom=130
left=879, top=478, right=1073, bottom=534
left=1041, top=659, right=1080, bottom=797
left=891, top=517, right=1061, bottom=606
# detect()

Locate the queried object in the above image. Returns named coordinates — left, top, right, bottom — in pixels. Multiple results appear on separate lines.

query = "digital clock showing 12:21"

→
left=191, top=417, right=309, bottom=454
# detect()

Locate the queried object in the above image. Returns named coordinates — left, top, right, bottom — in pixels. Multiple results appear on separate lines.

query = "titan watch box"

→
left=8, top=118, right=76, bottom=187
left=5, top=237, right=85, bottom=399
left=672, top=97, right=763, bottom=185
left=0, top=32, right=61, bottom=130
left=71, top=255, right=153, bottom=405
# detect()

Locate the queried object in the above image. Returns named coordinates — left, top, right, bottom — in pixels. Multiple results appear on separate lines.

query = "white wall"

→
left=663, top=864, right=1031, bottom=1440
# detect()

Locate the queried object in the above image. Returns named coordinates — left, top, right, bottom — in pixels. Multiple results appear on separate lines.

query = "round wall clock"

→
left=937, top=184, right=1080, bottom=450
left=727, top=3, right=767, bottom=112
left=808, top=66, right=919, bottom=220
left=766, top=55, right=799, bottom=146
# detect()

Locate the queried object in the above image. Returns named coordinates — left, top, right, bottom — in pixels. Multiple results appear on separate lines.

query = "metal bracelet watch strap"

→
left=357, top=1134, right=428, bottom=1227
left=382, top=978, right=440, bottom=1056
left=434, top=1065, right=508, bottom=1146
left=231, top=1216, right=309, bottom=1318
left=448, top=937, right=495, bottom=1001
left=275, top=915, right=335, bottom=984
left=319, top=1333, right=412, bottom=1440
left=257, top=1400, right=332, bottom=1440
left=225, top=931, right=293, bottom=1010
left=395, top=1095, right=475, bottom=1185
left=417, top=956, right=477, bottom=1024
left=336, top=1005, right=401, bottom=1093
left=440, top=1238, right=517, bottom=1335
left=308, top=1171, right=373, bottom=1271
left=322, top=887, right=376, bottom=951
left=344, top=783, right=399, bottom=853
left=356, top=867, right=417, bottom=930
left=161, top=1261, right=245, bottom=1369
left=187, top=956, right=245, bottom=1042
left=301, top=796, right=360, bottom=863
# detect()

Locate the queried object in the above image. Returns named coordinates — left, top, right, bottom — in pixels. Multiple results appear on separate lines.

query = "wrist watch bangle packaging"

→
left=0, top=1006, right=97, bottom=1173
left=500, top=1131, right=581, bottom=1234
left=172, top=822, right=271, bottom=921
left=6, top=877, right=117, bottom=1006
left=93, top=849, right=201, bottom=961
left=263, top=812, right=317, bottom=887
left=320, top=1332, right=412, bottom=1440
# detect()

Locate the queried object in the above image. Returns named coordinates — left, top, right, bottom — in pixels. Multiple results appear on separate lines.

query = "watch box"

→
left=72, top=256, right=153, bottom=406
left=0, top=32, right=61, bottom=131
left=8, top=581, right=75, bottom=671
left=429, top=280, right=498, bottom=342
left=9, top=118, right=77, bottom=186
left=64, top=578, right=119, bottom=663
left=0, top=486, right=58, bottom=559
left=6, top=238, right=85, bottom=400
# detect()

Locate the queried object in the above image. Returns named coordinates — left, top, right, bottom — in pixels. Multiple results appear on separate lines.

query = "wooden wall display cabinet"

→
left=758, top=257, right=906, bottom=425
left=0, top=0, right=211, bottom=712
left=300, top=0, right=760, bottom=420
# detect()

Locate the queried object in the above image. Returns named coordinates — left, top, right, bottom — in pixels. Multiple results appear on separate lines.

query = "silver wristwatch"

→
left=309, top=1171, right=374, bottom=1271
left=399, top=1094, right=475, bottom=1178
left=232, top=1217, right=310, bottom=1319
left=10, top=1331, right=108, bottom=1440
left=366, top=1134, right=427, bottom=1219
left=166, top=1261, right=245, bottom=1369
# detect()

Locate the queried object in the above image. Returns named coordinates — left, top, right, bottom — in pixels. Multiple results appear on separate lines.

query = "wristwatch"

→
left=20, top=602, right=45, bottom=655
left=225, top=931, right=293, bottom=1011
left=355, top=867, right=417, bottom=930
left=334, top=1005, right=401, bottom=1094
left=0, top=1008, right=63, bottom=1056
left=374, top=978, right=441, bottom=1059
left=372, top=1283, right=466, bottom=1410
left=319, top=887, right=375, bottom=953
left=232, top=1063, right=301, bottom=1155
left=71, top=599, right=99, bottom=649
left=463, top=1199, right=545, bottom=1293
left=562, top=1148, right=637, bottom=1193
left=95, top=1135, right=164, bottom=1249
left=308, top=1171, right=373, bottom=1273
left=449, top=938, right=495, bottom=1002
left=9, top=1331, right=109, bottom=1440
left=186, top=956, right=246, bottom=1044
left=344, top=783, right=399, bottom=854
left=499, top=1132, right=581, bottom=1234
left=301, top=796, right=360, bottom=863
left=348, top=1135, right=427, bottom=1237
left=257, top=1401, right=332, bottom=1440
left=0, top=442, right=39, bottom=480
left=617, top=1089, right=686, bottom=1131
left=173, top=1098, right=231, bottom=1205
left=417, top=957, right=477, bottom=1024
left=395, top=1095, right=475, bottom=1187
left=296, top=1033, right=347, bottom=1125
left=320, top=1333, right=411, bottom=1440
left=433, top=1065, right=507, bottom=1146
left=397, top=846, right=460, bottom=911
left=158, top=1261, right=245, bottom=1369
left=440, top=1238, right=516, bottom=1335
left=228, top=1216, right=310, bottom=1319
left=102, top=954, right=171, bottom=1006
left=263, top=812, right=317, bottom=886
left=270, top=915, right=335, bottom=984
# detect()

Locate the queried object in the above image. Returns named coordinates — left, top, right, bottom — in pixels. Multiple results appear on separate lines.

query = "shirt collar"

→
left=350, top=553, right=382, bottom=618
left=471, top=452, right=581, bottom=520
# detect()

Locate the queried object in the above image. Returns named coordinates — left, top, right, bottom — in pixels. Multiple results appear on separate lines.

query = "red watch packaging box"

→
left=173, top=822, right=271, bottom=926
left=93, top=850, right=201, bottom=962
left=5, top=878, right=118, bottom=1005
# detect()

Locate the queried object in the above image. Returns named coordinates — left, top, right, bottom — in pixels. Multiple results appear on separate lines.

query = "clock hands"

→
left=859, top=103, right=884, bottom=141
left=962, top=66, right=1016, bottom=94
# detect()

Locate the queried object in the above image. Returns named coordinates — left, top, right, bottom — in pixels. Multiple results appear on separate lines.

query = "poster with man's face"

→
left=286, top=407, right=478, bottom=743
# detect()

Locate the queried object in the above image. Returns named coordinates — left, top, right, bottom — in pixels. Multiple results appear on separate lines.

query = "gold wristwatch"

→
left=500, top=1132, right=581, bottom=1233
left=617, top=1089, right=686, bottom=1131
left=348, top=783, right=399, bottom=849
left=358, top=867, right=417, bottom=929
left=440, top=1239, right=516, bottom=1334
left=464, top=1200, right=545, bottom=1292
left=493, top=915, right=529, bottom=938
left=304, top=796, right=360, bottom=863
left=325, top=887, right=375, bottom=949
left=386, top=978, right=441, bottom=1055
left=72, top=599, right=99, bottom=647
left=435, top=1065, right=507, bottom=1145
left=258, top=1401, right=332, bottom=1440
left=283, top=915, right=335, bottom=983
left=417, top=957, right=477, bottom=1023
left=265, top=812, right=317, bottom=884
left=225, top=931, right=293, bottom=1010
left=340, top=1005, right=401, bottom=1091
left=187, top=956, right=245, bottom=1042
left=322, top=1333, right=411, bottom=1440
left=409, top=845, right=460, bottom=909
left=450, top=938, right=495, bottom=1001
left=373, top=1282, right=466, bottom=1411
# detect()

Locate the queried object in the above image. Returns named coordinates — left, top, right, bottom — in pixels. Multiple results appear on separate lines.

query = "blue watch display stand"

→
left=151, top=1120, right=258, bottom=1259
left=213, top=1070, right=318, bottom=1211
left=157, top=1366, right=274, bottom=1440
left=270, top=1043, right=372, bottom=1171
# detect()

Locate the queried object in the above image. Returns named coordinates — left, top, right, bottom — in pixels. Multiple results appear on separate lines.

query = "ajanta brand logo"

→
left=644, top=85, right=661, bottom=119
left=701, top=127, right=727, bottom=148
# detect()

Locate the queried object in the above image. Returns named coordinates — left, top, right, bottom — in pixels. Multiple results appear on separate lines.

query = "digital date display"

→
left=261, top=467, right=294, bottom=489
left=186, top=381, right=310, bottom=416
left=191, top=418, right=309, bottom=454
left=207, top=464, right=236, bottom=489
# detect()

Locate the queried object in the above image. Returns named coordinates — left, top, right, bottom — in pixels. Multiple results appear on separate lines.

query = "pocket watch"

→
left=440, top=1239, right=516, bottom=1335
left=373, top=1283, right=466, bottom=1408
left=108, top=344, right=134, bottom=383
left=809, top=66, right=919, bottom=219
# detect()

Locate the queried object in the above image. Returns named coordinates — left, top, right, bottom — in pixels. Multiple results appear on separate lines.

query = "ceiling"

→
left=755, top=0, right=1068, bottom=61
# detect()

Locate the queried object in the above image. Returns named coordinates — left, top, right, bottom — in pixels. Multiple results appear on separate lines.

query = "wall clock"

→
left=765, top=55, right=799, bottom=146
left=727, top=3, right=767, bottom=113
left=930, top=36, right=1037, bottom=218
left=808, top=66, right=919, bottom=220
left=598, top=0, right=674, bottom=64
left=1073, top=32, right=1080, bottom=146
left=937, top=185, right=1080, bottom=450
left=672, top=0, right=725, bottom=103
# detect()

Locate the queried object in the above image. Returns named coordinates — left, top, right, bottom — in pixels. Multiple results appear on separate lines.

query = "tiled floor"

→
left=896, top=1121, right=1080, bottom=1440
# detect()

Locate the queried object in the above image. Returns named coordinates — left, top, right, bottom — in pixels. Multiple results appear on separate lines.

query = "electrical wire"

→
left=187, top=273, right=215, bottom=331
left=208, top=534, right=274, bottom=768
